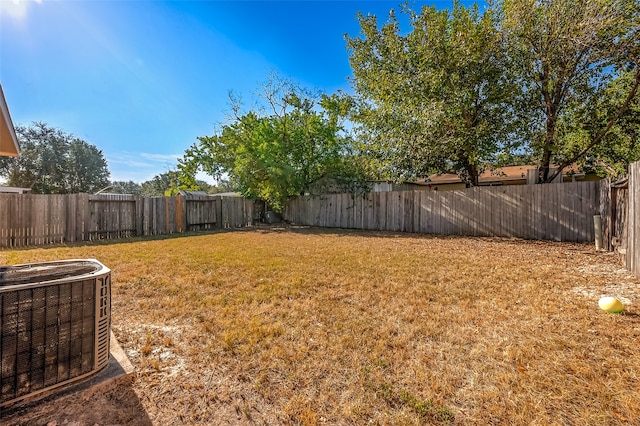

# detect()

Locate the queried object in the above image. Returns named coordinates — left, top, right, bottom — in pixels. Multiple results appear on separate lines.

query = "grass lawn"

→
left=1, top=227, right=639, bottom=425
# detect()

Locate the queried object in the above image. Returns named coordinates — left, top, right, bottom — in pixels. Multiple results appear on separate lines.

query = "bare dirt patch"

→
left=1, top=228, right=639, bottom=425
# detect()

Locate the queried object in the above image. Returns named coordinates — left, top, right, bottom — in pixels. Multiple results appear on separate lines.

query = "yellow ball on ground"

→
left=598, top=296, right=624, bottom=314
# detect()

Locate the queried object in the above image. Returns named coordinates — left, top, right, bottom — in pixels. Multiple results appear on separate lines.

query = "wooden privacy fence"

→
left=599, top=178, right=628, bottom=253
left=0, top=194, right=255, bottom=248
left=284, top=181, right=601, bottom=243
left=602, top=161, right=640, bottom=277
left=628, top=161, right=640, bottom=276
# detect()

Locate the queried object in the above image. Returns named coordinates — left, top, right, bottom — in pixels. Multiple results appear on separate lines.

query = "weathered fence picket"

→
left=627, top=162, right=639, bottom=276
left=284, top=181, right=602, bottom=243
left=2, top=177, right=638, bottom=277
left=0, top=194, right=254, bottom=248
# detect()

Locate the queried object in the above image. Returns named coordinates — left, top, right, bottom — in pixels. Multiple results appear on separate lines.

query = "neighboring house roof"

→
left=178, top=190, right=210, bottom=197
left=91, top=193, right=135, bottom=199
left=209, top=192, right=241, bottom=197
left=0, top=83, right=20, bottom=157
left=178, top=190, right=242, bottom=198
left=480, top=165, right=537, bottom=183
left=425, top=164, right=583, bottom=186
left=0, top=186, right=31, bottom=194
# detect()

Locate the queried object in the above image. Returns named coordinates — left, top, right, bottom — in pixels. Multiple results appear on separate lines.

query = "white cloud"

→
left=107, top=154, right=153, bottom=169
left=106, top=151, right=215, bottom=184
left=1, top=0, right=29, bottom=19
left=140, top=152, right=182, bottom=162
left=108, top=151, right=180, bottom=168
left=106, top=151, right=183, bottom=183
left=0, top=0, right=43, bottom=19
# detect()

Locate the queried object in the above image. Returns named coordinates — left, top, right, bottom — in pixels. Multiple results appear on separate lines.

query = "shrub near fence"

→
left=0, top=193, right=255, bottom=248
left=284, top=181, right=601, bottom=243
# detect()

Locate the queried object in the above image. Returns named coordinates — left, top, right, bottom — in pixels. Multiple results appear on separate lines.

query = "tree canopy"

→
left=109, top=180, right=143, bottom=196
left=346, top=0, right=640, bottom=184
left=500, top=0, right=640, bottom=182
left=109, top=174, right=219, bottom=197
left=136, top=171, right=217, bottom=196
left=567, top=70, right=640, bottom=178
left=346, top=1, right=520, bottom=186
left=0, top=122, right=110, bottom=194
left=179, top=77, right=367, bottom=211
left=172, top=0, right=638, bottom=204
left=138, top=171, right=183, bottom=196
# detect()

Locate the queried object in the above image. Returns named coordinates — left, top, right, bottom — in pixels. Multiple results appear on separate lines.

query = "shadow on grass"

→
left=255, top=224, right=596, bottom=247
left=253, top=224, right=450, bottom=239
left=0, top=224, right=432, bottom=253
left=0, top=227, right=260, bottom=252
left=0, top=381, right=152, bottom=426
left=0, top=222, right=599, bottom=254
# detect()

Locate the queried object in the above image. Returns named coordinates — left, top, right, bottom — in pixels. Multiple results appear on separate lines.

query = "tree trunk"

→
left=539, top=110, right=558, bottom=183
left=463, top=161, right=479, bottom=187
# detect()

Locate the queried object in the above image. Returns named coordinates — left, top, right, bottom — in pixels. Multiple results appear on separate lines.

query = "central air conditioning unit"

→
left=0, top=259, right=111, bottom=408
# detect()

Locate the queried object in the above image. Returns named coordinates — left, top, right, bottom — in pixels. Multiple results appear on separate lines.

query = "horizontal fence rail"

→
left=2, top=177, right=636, bottom=277
left=0, top=194, right=255, bottom=248
left=284, top=181, right=601, bottom=243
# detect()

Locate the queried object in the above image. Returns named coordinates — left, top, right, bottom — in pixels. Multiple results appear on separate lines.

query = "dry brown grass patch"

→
left=2, top=228, right=639, bottom=425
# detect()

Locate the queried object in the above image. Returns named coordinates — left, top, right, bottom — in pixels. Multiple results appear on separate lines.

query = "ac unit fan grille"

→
left=96, top=276, right=111, bottom=368
left=0, top=275, right=110, bottom=406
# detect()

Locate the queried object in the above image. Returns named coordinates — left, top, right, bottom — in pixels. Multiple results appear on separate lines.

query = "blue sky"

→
left=1, top=0, right=480, bottom=183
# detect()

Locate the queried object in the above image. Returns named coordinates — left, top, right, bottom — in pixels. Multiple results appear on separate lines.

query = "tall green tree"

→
left=140, top=171, right=182, bottom=196
left=0, top=122, right=110, bottom=193
left=138, top=171, right=215, bottom=196
left=500, top=0, right=640, bottom=182
left=346, top=2, right=518, bottom=186
left=208, top=179, right=237, bottom=194
left=110, top=180, right=143, bottom=195
left=568, top=70, right=640, bottom=178
left=179, top=77, right=366, bottom=211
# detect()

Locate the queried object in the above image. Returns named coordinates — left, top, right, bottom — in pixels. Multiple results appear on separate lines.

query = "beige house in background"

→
left=423, top=164, right=600, bottom=190
left=1, top=82, right=20, bottom=157
left=370, top=164, right=601, bottom=192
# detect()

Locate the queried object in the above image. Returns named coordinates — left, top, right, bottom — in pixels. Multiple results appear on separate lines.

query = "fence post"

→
left=134, top=196, right=143, bottom=237
left=76, top=193, right=89, bottom=242
left=594, top=215, right=603, bottom=250
left=629, top=162, right=639, bottom=275
left=164, top=196, right=171, bottom=234
left=599, top=179, right=612, bottom=251
left=64, top=194, right=75, bottom=243
left=216, top=198, right=223, bottom=229
left=175, top=195, right=186, bottom=233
